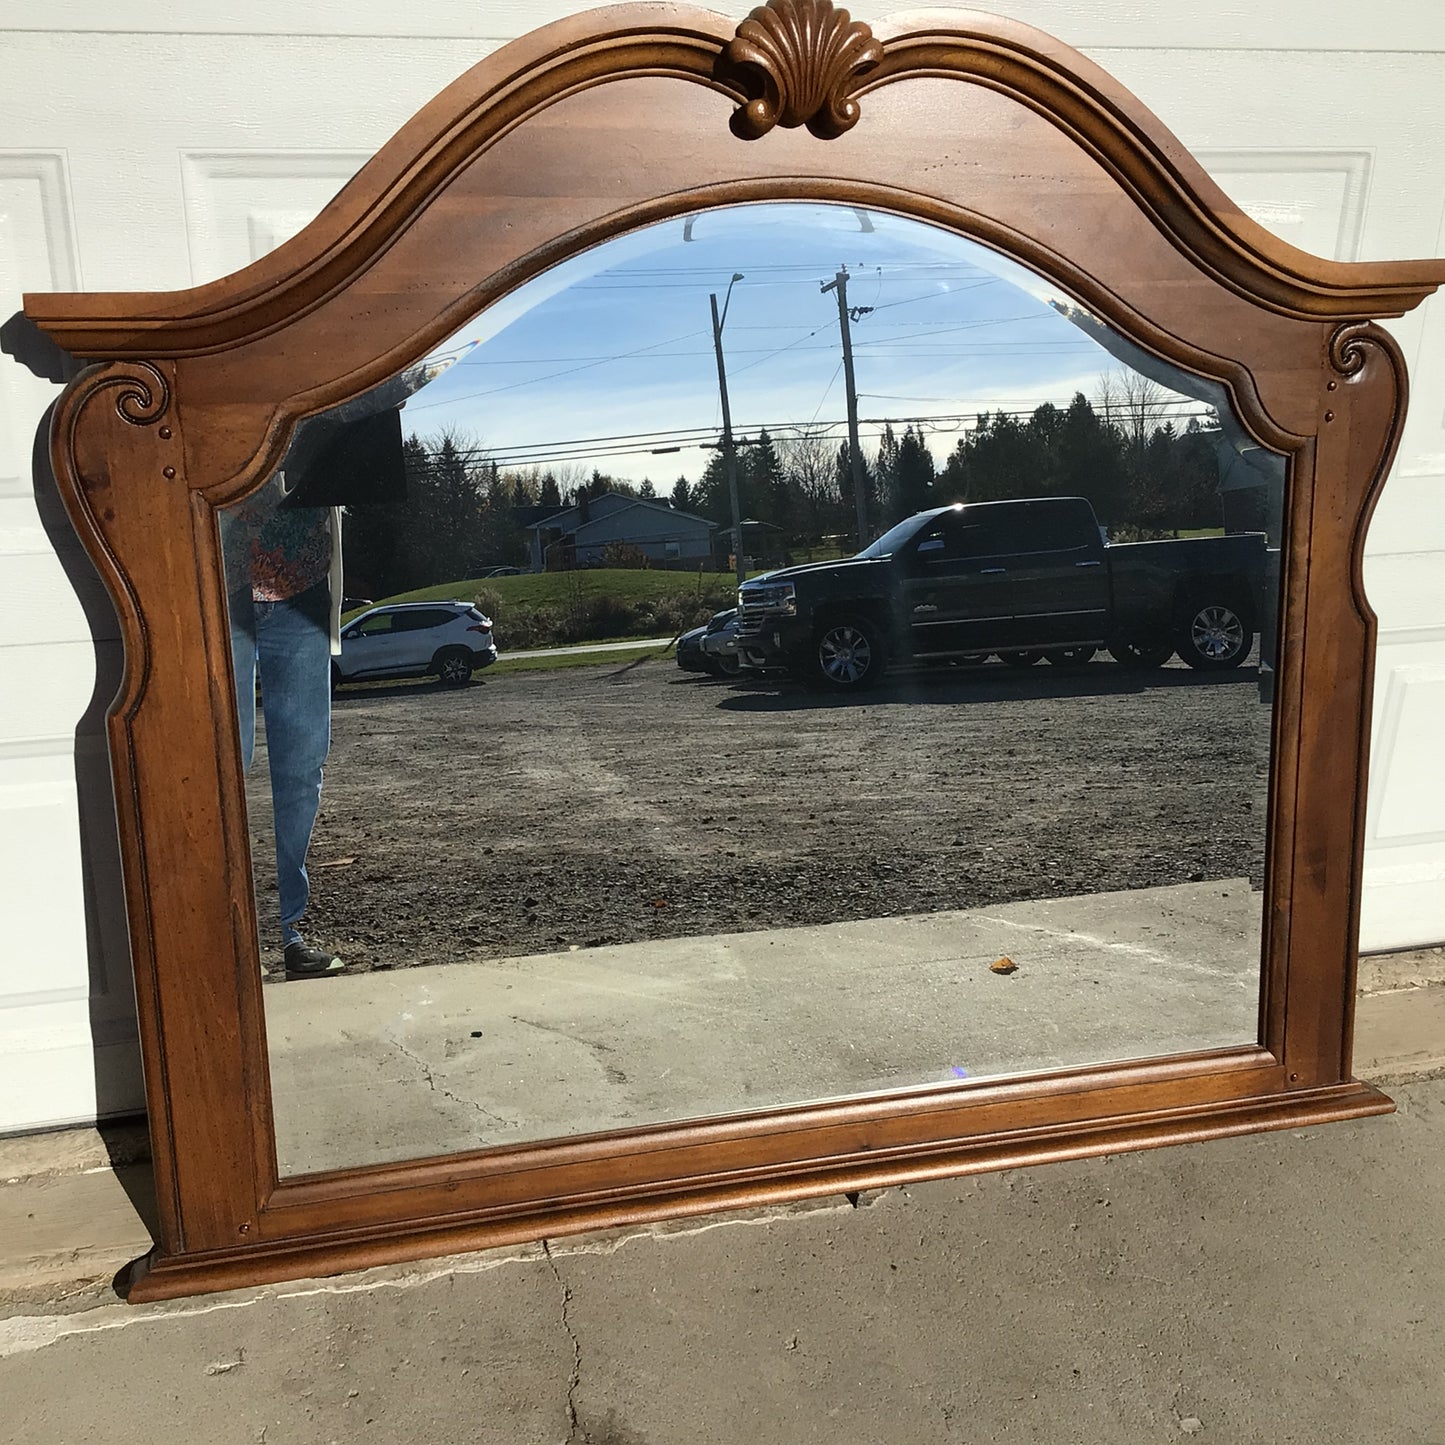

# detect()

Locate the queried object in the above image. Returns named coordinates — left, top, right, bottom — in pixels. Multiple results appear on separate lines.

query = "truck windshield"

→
left=855, top=513, right=939, bottom=560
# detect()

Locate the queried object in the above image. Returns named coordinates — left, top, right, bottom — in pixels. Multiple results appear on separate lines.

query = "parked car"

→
left=677, top=608, right=742, bottom=678
left=736, top=497, right=1267, bottom=690
left=699, top=611, right=743, bottom=676
left=333, top=601, right=498, bottom=688
left=477, top=565, right=522, bottom=578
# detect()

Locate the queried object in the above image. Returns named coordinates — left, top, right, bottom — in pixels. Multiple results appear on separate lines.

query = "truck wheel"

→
left=1043, top=646, right=1096, bottom=667
left=1175, top=599, right=1253, bottom=670
left=999, top=650, right=1043, bottom=668
left=809, top=616, right=886, bottom=690
left=1108, top=639, right=1173, bottom=670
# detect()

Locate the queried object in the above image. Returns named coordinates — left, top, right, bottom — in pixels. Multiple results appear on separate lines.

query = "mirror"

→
left=220, top=204, right=1283, bottom=1176
left=34, top=0, right=1431, bottom=1300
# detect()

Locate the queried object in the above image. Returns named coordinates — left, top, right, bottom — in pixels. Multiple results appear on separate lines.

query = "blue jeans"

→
left=229, top=581, right=332, bottom=948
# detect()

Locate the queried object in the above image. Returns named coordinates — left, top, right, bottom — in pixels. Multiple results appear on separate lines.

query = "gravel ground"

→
left=245, top=652, right=1273, bottom=974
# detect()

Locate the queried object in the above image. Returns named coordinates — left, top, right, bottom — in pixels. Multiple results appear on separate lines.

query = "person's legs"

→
left=254, top=581, right=333, bottom=951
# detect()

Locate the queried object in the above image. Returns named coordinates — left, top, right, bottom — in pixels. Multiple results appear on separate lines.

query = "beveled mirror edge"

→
left=25, top=1, right=1442, bottom=1302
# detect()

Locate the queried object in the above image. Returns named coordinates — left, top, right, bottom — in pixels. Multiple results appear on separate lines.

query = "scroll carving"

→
left=1329, top=321, right=1390, bottom=380
left=80, top=360, right=172, bottom=427
left=722, top=0, right=883, bottom=140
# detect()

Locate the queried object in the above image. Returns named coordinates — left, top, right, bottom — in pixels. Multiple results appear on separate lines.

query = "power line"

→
left=403, top=325, right=710, bottom=410
left=413, top=400, right=1214, bottom=471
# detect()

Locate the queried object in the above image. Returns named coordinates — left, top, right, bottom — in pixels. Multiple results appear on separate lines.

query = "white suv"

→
left=334, top=601, right=498, bottom=688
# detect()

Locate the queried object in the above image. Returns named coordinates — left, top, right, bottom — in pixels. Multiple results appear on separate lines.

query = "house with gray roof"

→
left=526, top=493, right=714, bottom=570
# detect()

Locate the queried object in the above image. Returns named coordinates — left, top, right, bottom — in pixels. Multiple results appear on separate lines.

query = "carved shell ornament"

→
left=723, top=0, right=885, bottom=140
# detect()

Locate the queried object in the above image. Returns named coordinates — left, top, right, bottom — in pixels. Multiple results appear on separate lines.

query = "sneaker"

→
left=283, top=941, right=346, bottom=980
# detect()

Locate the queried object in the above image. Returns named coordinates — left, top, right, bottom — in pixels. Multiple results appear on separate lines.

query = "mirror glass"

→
left=219, top=204, right=1283, bottom=1177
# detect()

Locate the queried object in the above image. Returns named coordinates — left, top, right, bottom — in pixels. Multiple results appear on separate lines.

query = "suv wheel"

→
left=434, top=647, right=474, bottom=687
left=808, top=616, right=886, bottom=691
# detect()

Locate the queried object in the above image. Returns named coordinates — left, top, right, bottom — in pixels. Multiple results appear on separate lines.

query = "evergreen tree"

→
left=889, top=425, right=936, bottom=522
left=1056, top=393, right=1128, bottom=523
left=938, top=435, right=970, bottom=503
left=834, top=443, right=875, bottom=546
left=693, top=449, right=733, bottom=526
left=1169, top=418, right=1223, bottom=529
left=964, top=411, right=1031, bottom=502
left=476, top=463, right=526, bottom=567
left=747, top=429, right=786, bottom=530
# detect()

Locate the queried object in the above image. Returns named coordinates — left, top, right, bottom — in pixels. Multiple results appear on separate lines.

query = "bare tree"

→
left=775, top=426, right=841, bottom=537
left=1094, top=368, right=1174, bottom=452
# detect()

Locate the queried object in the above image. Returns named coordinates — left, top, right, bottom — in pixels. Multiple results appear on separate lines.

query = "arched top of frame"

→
left=25, top=0, right=1445, bottom=362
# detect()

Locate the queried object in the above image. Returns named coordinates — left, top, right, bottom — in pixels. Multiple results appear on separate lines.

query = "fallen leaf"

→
left=989, top=956, right=1018, bottom=975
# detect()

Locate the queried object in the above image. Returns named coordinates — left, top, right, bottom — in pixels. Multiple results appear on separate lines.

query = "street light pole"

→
left=710, top=273, right=746, bottom=587
left=821, top=266, right=872, bottom=547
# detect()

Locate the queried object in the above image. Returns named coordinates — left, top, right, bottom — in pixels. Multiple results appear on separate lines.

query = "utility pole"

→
left=822, top=267, right=872, bottom=547
left=710, top=274, right=747, bottom=586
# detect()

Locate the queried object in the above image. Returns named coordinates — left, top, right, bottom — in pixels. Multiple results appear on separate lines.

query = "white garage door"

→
left=1, top=1, right=1442, bottom=1131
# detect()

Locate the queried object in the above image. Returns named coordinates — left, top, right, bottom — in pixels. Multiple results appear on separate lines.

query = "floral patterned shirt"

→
left=226, top=475, right=332, bottom=602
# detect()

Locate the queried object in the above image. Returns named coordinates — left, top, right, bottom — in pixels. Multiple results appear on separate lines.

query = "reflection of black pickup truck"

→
left=735, top=497, right=1268, bottom=690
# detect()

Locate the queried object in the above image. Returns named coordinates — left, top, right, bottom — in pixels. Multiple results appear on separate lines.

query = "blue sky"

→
left=397, top=203, right=1185, bottom=485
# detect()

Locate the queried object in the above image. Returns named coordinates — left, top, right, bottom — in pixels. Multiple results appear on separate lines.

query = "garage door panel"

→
left=1364, top=470, right=1445, bottom=571
left=0, top=763, right=88, bottom=998
left=1369, top=660, right=1445, bottom=846
left=0, top=151, right=78, bottom=500
left=0, top=639, right=123, bottom=747
left=181, top=150, right=371, bottom=284
left=1195, top=148, right=1371, bottom=262
left=0, top=551, right=120, bottom=650
left=27, top=0, right=1445, bottom=51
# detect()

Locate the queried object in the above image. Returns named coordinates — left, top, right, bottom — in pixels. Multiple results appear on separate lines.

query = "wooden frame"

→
left=24, top=0, right=1445, bottom=1302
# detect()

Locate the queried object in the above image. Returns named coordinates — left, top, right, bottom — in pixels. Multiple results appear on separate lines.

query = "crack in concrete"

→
left=385, top=1036, right=518, bottom=1132
left=542, top=1240, right=584, bottom=1443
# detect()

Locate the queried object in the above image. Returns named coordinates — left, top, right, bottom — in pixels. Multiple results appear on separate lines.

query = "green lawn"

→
left=367, top=568, right=739, bottom=613
left=342, top=567, right=749, bottom=648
